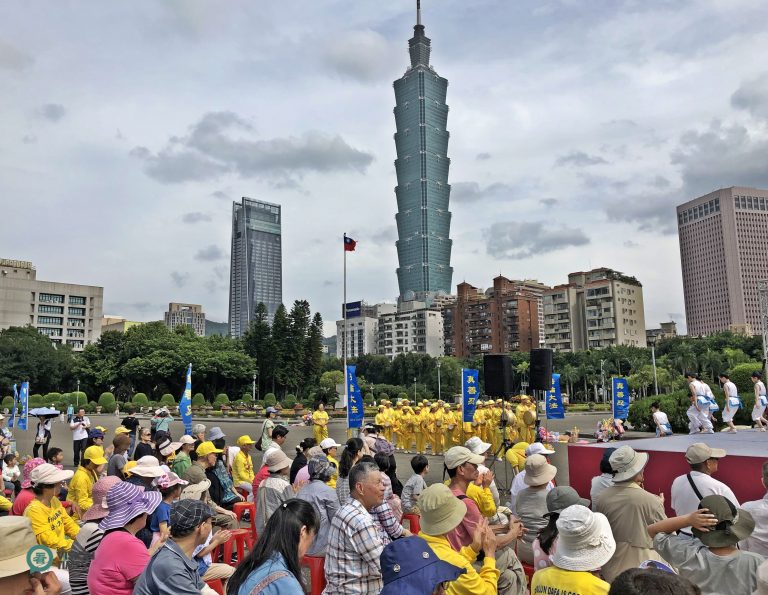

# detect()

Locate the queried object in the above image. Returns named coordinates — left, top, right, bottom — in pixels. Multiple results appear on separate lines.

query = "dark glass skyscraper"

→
left=228, top=197, right=282, bottom=337
left=393, top=1, right=453, bottom=300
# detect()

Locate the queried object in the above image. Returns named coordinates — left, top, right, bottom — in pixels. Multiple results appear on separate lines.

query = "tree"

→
left=305, top=312, right=324, bottom=390
left=98, top=392, right=117, bottom=413
left=270, top=304, right=291, bottom=394
left=242, top=303, right=271, bottom=397
left=0, top=326, right=74, bottom=394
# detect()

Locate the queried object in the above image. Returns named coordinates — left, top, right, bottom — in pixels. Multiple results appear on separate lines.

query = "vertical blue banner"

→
left=346, top=365, right=364, bottom=429
left=180, top=363, right=193, bottom=436
left=462, top=368, right=480, bottom=423
left=545, top=373, right=565, bottom=420
left=17, top=381, right=29, bottom=431
left=8, top=384, right=18, bottom=429
left=612, top=377, right=629, bottom=419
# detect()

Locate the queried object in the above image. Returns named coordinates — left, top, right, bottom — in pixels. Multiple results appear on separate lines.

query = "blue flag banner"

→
left=613, top=377, right=629, bottom=419
left=545, top=373, right=565, bottom=420
left=346, top=365, right=364, bottom=429
left=180, top=364, right=193, bottom=436
left=462, top=369, right=480, bottom=423
left=8, top=384, right=18, bottom=429
left=17, top=381, right=29, bottom=431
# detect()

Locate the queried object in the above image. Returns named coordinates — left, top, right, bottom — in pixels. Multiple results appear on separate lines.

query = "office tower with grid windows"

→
left=229, top=197, right=282, bottom=337
left=677, top=186, right=768, bottom=336
left=393, top=1, right=453, bottom=300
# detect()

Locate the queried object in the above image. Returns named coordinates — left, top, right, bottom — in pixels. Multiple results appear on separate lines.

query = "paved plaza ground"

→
left=8, top=411, right=654, bottom=496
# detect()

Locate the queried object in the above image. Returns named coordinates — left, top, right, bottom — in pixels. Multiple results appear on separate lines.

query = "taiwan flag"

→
left=344, top=235, right=357, bottom=252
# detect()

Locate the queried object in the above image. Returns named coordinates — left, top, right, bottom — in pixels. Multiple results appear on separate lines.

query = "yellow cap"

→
left=115, top=426, right=131, bottom=434
left=237, top=435, right=256, bottom=447
left=123, top=460, right=138, bottom=476
left=84, top=445, right=107, bottom=465
left=95, top=426, right=108, bottom=433
left=196, top=441, right=223, bottom=457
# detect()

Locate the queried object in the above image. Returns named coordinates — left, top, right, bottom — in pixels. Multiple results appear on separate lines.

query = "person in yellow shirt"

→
left=233, top=435, right=256, bottom=500
left=24, top=463, right=79, bottom=555
left=503, top=402, right=520, bottom=443
left=429, top=402, right=443, bottom=455
left=0, top=492, right=11, bottom=512
left=417, top=483, right=501, bottom=595
left=517, top=396, right=537, bottom=443
left=320, top=438, right=341, bottom=489
left=415, top=406, right=427, bottom=455
left=311, top=403, right=329, bottom=445
left=402, top=403, right=417, bottom=453
left=67, top=445, right=106, bottom=519
left=375, top=405, right=388, bottom=433
left=530, top=504, right=615, bottom=595
left=382, top=401, right=395, bottom=442
left=392, top=401, right=405, bottom=450
left=442, top=403, right=456, bottom=449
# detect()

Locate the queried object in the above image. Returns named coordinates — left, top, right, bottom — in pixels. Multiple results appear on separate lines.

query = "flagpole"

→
left=343, top=233, right=348, bottom=431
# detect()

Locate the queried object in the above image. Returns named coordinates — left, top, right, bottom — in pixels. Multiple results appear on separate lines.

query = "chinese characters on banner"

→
left=8, top=383, right=18, bottom=429
left=545, top=373, right=565, bottom=420
left=17, top=381, right=29, bottom=431
left=346, top=365, right=364, bottom=429
left=179, top=364, right=193, bottom=436
left=462, top=368, right=480, bottom=423
left=612, top=377, right=629, bottom=419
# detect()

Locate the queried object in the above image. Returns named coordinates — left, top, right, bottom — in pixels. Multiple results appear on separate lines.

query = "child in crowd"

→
left=2, top=453, right=21, bottom=496
left=150, top=472, right=188, bottom=546
left=45, top=448, right=68, bottom=502
left=650, top=402, right=673, bottom=437
left=401, top=454, right=429, bottom=514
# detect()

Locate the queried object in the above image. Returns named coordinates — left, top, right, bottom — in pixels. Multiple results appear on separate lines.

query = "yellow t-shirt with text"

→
left=531, top=565, right=609, bottom=595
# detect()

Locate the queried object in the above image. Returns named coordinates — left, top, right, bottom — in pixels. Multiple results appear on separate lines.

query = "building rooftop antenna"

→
left=417, top=0, right=421, bottom=26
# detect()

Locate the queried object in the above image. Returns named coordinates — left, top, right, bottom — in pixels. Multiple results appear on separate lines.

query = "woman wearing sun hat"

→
left=532, top=486, right=590, bottom=570
left=531, top=504, right=616, bottom=594
left=88, top=482, right=164, bottom=595
left=68, top=475, right=122, bottom=595
left=516, top=454, right=558, bottom=564
left=10, top=457, right=45, bottom=516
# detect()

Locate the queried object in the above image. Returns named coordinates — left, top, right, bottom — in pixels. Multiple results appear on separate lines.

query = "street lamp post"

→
left=436, top=359, right=442, bottom=402
left=600, top=359, right=605, bottom=404
left=649, top=335, right=659, bottom=396
left=414, top=377, right=417, bottom=402
left=252, top=373, right=257, bottom=403
left=76, top=379, right=80, bottom=408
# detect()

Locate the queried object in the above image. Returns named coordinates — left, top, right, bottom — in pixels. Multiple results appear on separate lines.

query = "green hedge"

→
left=132, top=393, right=150, bottom=407
left=2, top=396, right=13, bottom=409
left=99, top=392, right=117, bottom=413
left=282, top=394, right=297, bottom=408
left=192, top=393, right=206, bottom=407
left=160, top=394, right=176, bottom=407
left=264, top=393, right=277, bottom=407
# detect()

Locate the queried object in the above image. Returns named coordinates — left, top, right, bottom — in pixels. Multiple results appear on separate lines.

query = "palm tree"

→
left=671, top=343, right=697, bottom=375
left=698, top=349, right=724, bottom=382
left=560, top=364, right=578, bottom=401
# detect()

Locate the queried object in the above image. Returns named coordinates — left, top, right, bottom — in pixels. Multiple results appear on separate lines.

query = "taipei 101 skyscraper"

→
left=393, top=0, right=453, bottom=301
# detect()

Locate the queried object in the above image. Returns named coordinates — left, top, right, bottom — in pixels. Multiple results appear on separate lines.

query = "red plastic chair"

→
left=217, top=528, right=250, bottom=567
left=402, top=513, right=421, bottom=534
left=205, top=578, right=225, bottom=595
left=301, top=555, right=326, bottom=595
left=522, top=562, right=535, bottom=584
left=232, top=501, right=257, bottom=545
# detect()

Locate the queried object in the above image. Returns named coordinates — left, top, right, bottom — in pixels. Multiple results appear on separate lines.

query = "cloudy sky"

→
left=3, top=0, right=768, bottom=336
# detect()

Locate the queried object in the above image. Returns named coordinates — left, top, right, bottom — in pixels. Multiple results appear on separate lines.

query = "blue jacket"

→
left=236, top=552, right=304, bottom=595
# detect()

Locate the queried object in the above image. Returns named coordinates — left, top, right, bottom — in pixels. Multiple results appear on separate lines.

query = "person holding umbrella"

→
left=29, top=407, right=59, bottom=460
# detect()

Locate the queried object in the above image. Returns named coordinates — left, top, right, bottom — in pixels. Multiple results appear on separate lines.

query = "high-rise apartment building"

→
left=377, top=300, right=444, bottom=358
left=164, top=303, right=206, bottom=336
left=543, top=268, right=646, bottom=351
left=336, top=302, right=396, bottom=359
left=442, top=276, right=541, bottom=358
left=0, top=258, right=103, bottom=351
left=393, top=1, right=453, bottom=300
left=677, top=187, right=768, bottom=336
left=229, top=197, right=282, bottom=337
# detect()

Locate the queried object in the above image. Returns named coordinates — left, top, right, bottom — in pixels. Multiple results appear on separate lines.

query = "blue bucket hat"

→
left=380, top=536, right=464, bottom=595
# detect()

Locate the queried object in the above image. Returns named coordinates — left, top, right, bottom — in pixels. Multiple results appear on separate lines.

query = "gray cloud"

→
left=371, top=226, right=397, bottom=245
left=181, top=211, right=212, bottom=224
left=555, top=151, right=608, bottom=167
left=170, top=271, right=189, bottom=287
left=323, top=30, right=395, bottom=83
left=623, top=240, right=639, bottom=248
left=650, top=175, right=671, bottom=189
left=0, top=40, right=33, bottom=70
left=194, top=244, right=226, bottom=261
left=36, top=103, right=66, bottom=122
left=731, top=73, right=768, bottom=120
left=540, top=198, right=558, bottom=208
left=603, top=193, right=677, bottom=234
left=212, top=265, right=228, bottom=280
left=486, top=221, right=589, bottom=260
left=476, top=152, right=492, bottom=161
left=451, top=181, right=514, bottom=203
left=22, top=134, right=36, bottom=144
left=211, top=190, right=229, bottom=200
left=132, top=111, right=373, bottom=184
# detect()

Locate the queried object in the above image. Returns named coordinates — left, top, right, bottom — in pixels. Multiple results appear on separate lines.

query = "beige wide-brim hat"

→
left=0, top=517, right=37, bottom=578
left=180, top=479, right=211, bottom=501
left=418, top=484, right=468, bottom=536
left=524, top=454, right=557, bottom=486
left=610, top=446, right=649, bottom=483
left=131, top=455, right=166, bottom=478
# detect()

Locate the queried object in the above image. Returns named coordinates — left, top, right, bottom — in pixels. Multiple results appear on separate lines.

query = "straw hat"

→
left=444, top=446, right=484, bottom=470
left=524, top=454, right=557, bottom=486
left=609, top=446, right=649, bottom=483
left=551, top=505, right=615, bottom=572
left=29, top=463, right=74, bottom=486
left=130, top=456, right=165, bottom=478
left=0, top=518, right=37, bottom=578
left=418, top=484, right=468, bottom=536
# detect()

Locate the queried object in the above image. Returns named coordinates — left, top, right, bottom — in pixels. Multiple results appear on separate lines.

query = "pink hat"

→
left=21, top=458, right=46, bottom=489
left=82, top=476, right=123, bottom=522
left=157, top=471, right=189, bottom=490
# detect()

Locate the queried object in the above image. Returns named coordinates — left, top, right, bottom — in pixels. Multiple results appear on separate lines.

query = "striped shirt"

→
left=323, top=498, right=383, bottom=595
left=69, top=522, right=105, bottom=595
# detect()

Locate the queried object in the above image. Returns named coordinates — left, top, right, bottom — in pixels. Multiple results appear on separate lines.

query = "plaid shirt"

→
left=323, top=498, right=383, bottom=595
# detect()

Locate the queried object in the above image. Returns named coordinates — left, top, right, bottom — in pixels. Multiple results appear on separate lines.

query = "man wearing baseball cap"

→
left=181, top=441, right=237, bottom=530
left=670, top=442, right=737, bottom=536
left=68, top=445, right=107, bottom=519
left=232, top=435, right=256, bottom=499
left=445, top=446, right=525, bottom=595
left=508, top=442, right=555, bottom=515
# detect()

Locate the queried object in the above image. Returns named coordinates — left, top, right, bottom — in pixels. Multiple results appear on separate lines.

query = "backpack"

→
left=372, top=436, right=394, bottom=456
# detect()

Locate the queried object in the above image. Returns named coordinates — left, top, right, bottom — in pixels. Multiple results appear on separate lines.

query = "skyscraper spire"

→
left=417, top=0, right=421, bottom=26
left=409, top=0, right=430, bottom=68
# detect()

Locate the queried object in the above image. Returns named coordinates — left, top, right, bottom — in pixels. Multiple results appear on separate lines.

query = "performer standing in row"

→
left=751, top=372, right=767, bottom=432
left=685, top=372, right=714, bottom=434
left=718, top=373, right=741, bottom=433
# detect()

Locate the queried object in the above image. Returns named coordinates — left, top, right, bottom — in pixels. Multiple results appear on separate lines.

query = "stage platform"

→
left=568, top=432, right=768, bottom=515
